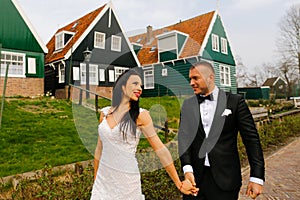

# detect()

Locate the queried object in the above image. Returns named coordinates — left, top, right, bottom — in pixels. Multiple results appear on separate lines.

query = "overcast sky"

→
left=17, top=0, right=300, bottom=70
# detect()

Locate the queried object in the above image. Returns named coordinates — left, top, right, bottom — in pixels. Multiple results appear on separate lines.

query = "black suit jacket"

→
left=178, top=90, right=265, bottom=191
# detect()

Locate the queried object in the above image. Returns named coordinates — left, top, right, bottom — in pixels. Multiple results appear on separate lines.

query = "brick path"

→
left=239, top=137, right=300, bottom=200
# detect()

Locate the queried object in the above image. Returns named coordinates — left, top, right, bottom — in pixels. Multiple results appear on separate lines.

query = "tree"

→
left=235, top=55, right=260, bottom=87
left=277, top=4, right=300, bottom=97
left=280, top=59, right=299, bottom=99
left=277, top=4, right=300, bottom=74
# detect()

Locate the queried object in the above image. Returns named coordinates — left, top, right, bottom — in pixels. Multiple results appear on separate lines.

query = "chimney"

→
left=146, top=25, right=153, bottom=43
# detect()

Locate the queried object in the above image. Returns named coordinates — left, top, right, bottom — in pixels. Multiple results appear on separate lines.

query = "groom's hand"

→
left=246, top=182, right=263, bottom=199
left=184, top=172, right=196, bottom=187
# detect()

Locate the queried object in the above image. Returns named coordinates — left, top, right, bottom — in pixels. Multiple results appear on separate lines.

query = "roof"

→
left=262, top=77, right=285, bottom=87
left=45, top=4, right=107, bottom=63
left=129, top=11, right=216, bottom=65
left=6, top=0, right=48, bottom=53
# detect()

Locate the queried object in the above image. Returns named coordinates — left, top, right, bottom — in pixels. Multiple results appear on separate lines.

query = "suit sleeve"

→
left=178, top=100, right=193, bottom=167
left=236, top=95, right=265, bottom=181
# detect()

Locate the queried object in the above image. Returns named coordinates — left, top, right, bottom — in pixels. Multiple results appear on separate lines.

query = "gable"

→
left=0, top=0, right=47, bottom=53
left=46, top=2, right=139, bottom=67
left=201, top=14, right=235, bottom=66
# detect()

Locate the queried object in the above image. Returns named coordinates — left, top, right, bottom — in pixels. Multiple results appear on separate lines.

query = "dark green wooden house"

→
left=129, top=11, right=237, bottom=97
left=0, top=0, right=48, bottom=97
left=45, top=2, right=140, bottom=99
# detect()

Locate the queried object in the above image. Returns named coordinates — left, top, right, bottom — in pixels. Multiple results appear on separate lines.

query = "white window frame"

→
left=221, top=37, right=228, bottom=54
left=111, top=35, right=122, bottom=52
left=27, top=57, right=36, bottom=74
left=144, top=67, right=154, bottom=89
left=94, top=32, right=106, bottom=49
left=109, top=70, right=115, bottom=82
left=114, top=66, right=129, bottom=81
left=58, top=63, right=65, bottom=83
left=1, top=51, right=25, bottom=77
left=80, top=63, right=98, bottom=85
left=219, top=65, right=231, bottom=86
left=73, top=67, right=80, bottom=81
left=89, top=64, right=99, bottom=85
left=80, top=63, right=86, bottom=84
left=99, top=68, right=105, bottom=82
left=55, top=32, right=64, bottom=50
left=212, top=34, right=219, bottom=52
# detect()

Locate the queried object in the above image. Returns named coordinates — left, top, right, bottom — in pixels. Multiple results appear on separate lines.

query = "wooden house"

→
left=45, top=2, right=140, bottom=99
left=129, top=10, right=237, bottom=97
left=262, top=77, right=287, bottom=99
left=0, top=0, right=48, bottom=97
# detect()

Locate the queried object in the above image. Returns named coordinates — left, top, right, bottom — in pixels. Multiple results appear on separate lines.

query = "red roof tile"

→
left=129, top=11, right=215, bottom=65
left=45, top=4, right=106, bottom=64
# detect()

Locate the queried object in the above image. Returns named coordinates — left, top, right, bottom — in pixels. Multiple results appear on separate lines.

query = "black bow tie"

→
left=197, top=94, right=213, bottom=104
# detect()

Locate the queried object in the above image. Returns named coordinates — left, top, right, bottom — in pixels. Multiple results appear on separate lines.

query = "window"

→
left=221, top=37, right=228, bottom=54
left=73, top=67, right=80, bottom=81
left=58, top=64, right=65, bottom=83
left=94, top=32, right=106, bottom=49
left=162, top=68, right=168, bottom=76
left=27, top=57, right=36, bottom=74
left=89, top=64, right=98, bottom=85
left=55, top=33, right=64, bottom=50
left=80, top=63, right=98, bottom=85
left=219, top=65, right=231, bottom=86
left=212, top=34, right=219, bottom=52
left=1, top=51, right=25, bottom=77
left=99, top=69, right=105, bottom=82
left=144, top=67, right=154, bottom=89
left=111, top=35, right=122, bottom=52
left=80, top=63, right=86, bottom=84
left=114, top=66, right=129, bottom=81
left=109, top=70, right=115, bottom=82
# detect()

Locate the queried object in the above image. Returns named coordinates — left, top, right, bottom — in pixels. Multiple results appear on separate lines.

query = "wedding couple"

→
left=90, top=61, right=265, bottom=200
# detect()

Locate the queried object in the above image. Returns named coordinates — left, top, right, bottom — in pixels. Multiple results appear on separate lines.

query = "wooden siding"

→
left=142, top=58, right=237, bottom=97
left=202, top=15, right=235, bottom=66
left=159, top=50, right=177, bottom=62
left=0, top=0, right=43, bottom=53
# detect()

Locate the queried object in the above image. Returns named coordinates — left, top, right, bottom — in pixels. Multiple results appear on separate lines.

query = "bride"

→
left=90, top=69, right=198, bottom=199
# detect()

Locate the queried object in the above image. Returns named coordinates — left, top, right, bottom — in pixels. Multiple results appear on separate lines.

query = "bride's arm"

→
left=94, top=112, right=104, bottom=181
left=94, top=137, right=102, bottom=180
left=137, top=111, right=198, bottom=195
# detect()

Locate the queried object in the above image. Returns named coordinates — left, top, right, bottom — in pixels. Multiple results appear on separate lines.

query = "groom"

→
left=178, top=61, right=265, bottom=199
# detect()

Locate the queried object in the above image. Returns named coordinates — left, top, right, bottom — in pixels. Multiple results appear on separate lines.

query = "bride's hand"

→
left=179, top=179, right=199, bottom=196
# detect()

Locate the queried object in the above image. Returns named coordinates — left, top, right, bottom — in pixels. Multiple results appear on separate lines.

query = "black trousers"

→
left=182, top=167, right=240, bottom=200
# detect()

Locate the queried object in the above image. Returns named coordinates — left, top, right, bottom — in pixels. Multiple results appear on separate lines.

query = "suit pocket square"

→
left=222, top=109, right=232, bottom=116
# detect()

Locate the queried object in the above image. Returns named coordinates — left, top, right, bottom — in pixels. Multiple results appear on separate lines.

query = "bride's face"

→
left=122, top=75, right=142, bottom=101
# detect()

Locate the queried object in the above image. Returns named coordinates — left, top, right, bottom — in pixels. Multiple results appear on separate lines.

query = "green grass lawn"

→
left=0, top=96, right=184, bottom=177
left=0, top=98, right=94, bottom=177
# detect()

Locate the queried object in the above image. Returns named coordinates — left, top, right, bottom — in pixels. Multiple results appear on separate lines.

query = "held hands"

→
left=179, top=172, right=199, bottom=196
left=246, top=182, right=263, bottom=199
left=179, top=179, right=199, bottom=196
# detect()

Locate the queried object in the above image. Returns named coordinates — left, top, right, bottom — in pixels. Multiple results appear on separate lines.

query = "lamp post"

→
left=83, top=47, right=92, bottom=99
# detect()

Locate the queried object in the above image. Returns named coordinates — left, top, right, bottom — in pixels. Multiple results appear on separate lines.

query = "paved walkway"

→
left=239, top=137, right=300, bottom=200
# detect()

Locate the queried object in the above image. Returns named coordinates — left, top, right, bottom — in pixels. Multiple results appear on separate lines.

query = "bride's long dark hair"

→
left=111, top=69, right=141, bottom=140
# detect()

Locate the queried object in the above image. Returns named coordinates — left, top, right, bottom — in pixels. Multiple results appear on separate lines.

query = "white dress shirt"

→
left=183, top=86, right=264, bottom=185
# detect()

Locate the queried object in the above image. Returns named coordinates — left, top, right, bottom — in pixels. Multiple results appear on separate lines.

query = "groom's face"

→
left=189, top=67, right=210, bottom=95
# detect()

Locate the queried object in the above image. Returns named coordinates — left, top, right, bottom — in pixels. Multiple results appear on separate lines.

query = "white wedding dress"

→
left=90, top=107, right=145, bottom=200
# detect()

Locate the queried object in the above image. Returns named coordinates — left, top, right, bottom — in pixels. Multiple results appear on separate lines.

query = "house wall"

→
left=141, top=57, right=237, bottom=97
left=202, top=15, right=235, bottom=66
left=0, top=77, right=44, bottom=97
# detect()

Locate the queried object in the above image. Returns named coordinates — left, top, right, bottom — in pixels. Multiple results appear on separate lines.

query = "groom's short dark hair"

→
left=190, top=61, right=215, bottom=74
